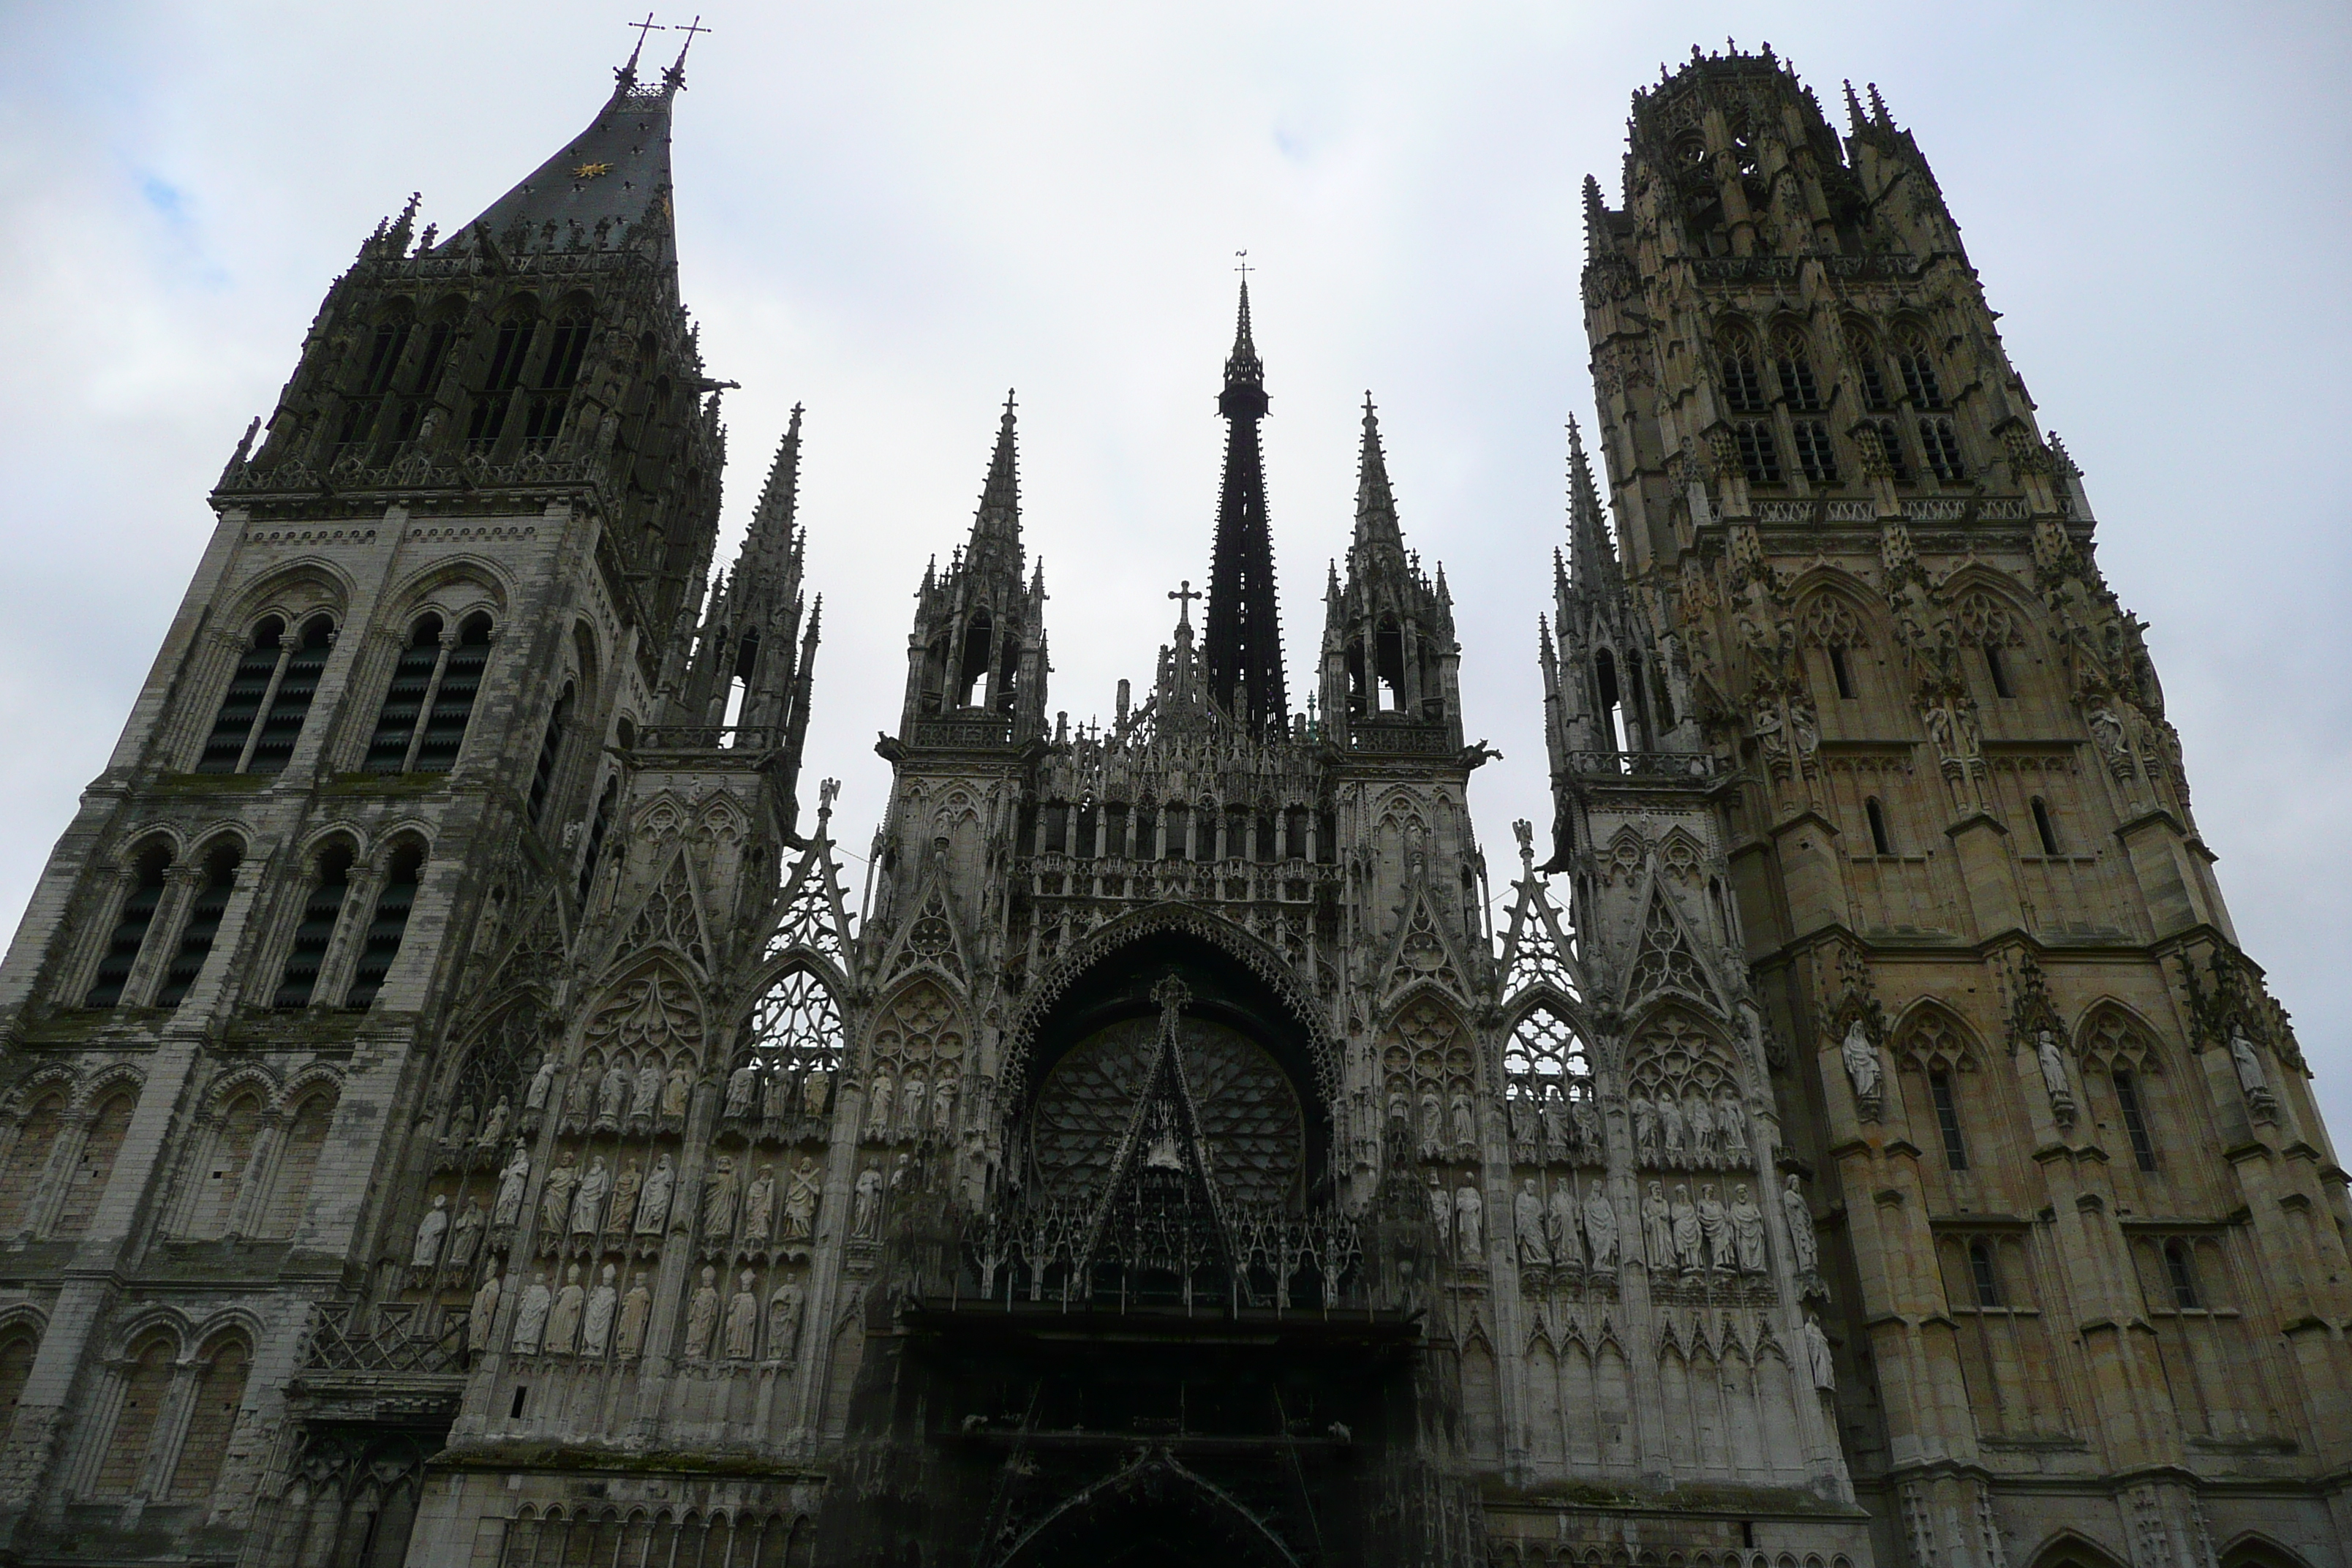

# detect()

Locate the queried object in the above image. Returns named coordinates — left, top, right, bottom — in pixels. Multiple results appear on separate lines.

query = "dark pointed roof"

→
left=1204, top=279, right=1286, bottom=734
left=436, top=65, right=678, bottom=261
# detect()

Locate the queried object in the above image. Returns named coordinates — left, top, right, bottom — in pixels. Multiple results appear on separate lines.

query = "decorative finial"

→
left=1513, top=819, right=1534, bottom=867
left=818, top=777, right=840, bottom=823
left=666, top=14, right=709, bottom=86
left=1168, top=579, right=1202, bottom=628
left=621, top=12, right=664, bottom=80
left=1151, top=973, right=1192, bottom=1017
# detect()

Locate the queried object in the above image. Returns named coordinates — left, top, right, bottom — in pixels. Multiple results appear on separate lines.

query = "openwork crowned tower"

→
left=0, top=36, right=2338, bottom=1568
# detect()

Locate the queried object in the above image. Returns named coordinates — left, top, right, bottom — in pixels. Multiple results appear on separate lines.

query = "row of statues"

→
left=1628, top=1085, right=1754, bottom=1171
left=532, top=1051, right=698, bottom=1132
left=1501, top=1080, right=1605, bottom=1163
left=860, top=1069, right=961, bottom=1142
left=481, top=1259, right=805, bottom=1365
left=1431, top=1170, right=1823, bottom=1283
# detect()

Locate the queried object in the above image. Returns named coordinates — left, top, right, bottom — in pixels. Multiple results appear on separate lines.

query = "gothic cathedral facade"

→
left=0, top=39, right=2342, bottom=1568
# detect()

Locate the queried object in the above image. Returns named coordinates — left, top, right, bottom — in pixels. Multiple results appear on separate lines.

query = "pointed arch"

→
left=1886, top=998, right=1984, bottom=1073
left=1002, top=1451, right=1301, bottom=1568
left=2021, top=1530, right=2132, bottom=1568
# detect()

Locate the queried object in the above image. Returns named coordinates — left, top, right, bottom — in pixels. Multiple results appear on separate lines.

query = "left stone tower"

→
left=0, top=42, right=810, bottom=1566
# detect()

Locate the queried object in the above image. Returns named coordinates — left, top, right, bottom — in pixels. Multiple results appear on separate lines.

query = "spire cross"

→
left=1168, top=579, right=1202, bottom=626
left=627, top=12, right=665, bottom=56
left=1234, top=249, right=1253, bottom=282
left=669, top=14, right=709, bottom=72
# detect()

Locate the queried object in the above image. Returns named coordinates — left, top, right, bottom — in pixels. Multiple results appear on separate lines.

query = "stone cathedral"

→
left=0, top=34, right=2343, bottom=1568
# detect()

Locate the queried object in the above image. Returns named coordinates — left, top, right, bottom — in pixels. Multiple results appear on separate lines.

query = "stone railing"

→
left=630, top=725, right=785, bottom=755
left=1564, top=750, right=1721, bottom=783
left=1343, top=720, right=1454, bottom=757
left=910, top=715, right=1016, bottom=750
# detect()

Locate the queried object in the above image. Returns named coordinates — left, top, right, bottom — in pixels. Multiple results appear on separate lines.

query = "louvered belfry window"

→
left=201, top=614, right=335, bottom=774
left=85, top=846, right=171, bottom=1007
left=346, top=843, right=423, bottom=1009
left=366, top=612, right=492, bottom=774
left=274, top=843, right=353, bottom=1009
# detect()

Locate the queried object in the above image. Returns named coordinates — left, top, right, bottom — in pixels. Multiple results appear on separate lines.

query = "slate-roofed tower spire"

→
left=1202, top=279, right=1288, bottom=734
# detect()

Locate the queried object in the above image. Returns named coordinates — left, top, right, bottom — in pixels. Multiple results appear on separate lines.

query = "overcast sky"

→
left=4, top=1, right=2349, bottom=1135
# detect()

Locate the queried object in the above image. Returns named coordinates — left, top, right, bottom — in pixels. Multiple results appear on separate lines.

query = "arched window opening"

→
left=412, top=613, right=491, bottom=772
left=2113, top=1067, right=2157, bottom=1172
left=86, top=846, right=171, bottom=1008
left=0, top=1095, right=65, bottom=1232
left=2164, top=1240, right=2200, bottom=1308
left=1374, top=620, right=1406, bottom=712
left=1594, top=649, right=1629, bottom=755
left=1774, top=333, right=1825, bottom=410
left=274, top=841, right=354, bottom=1009
left=260, top=1093, right=335, bottom=1240
left=1921, top=417, right=1966, bottom=483
left=955, top=613, right=994, bottom=709
left=723, top=631, right=758, bottom=734
left=1731, top=418, right=1782, bottom=483
left=345, top=843, right=423, bottom=1010
left=1865, top=797, right=1893, bottom=856
left=1983, top=642, right=2015, bottom=700
left=2030, top=796, right=2060, bottom=856
left=523, top=312, right=591, bottom=453
left=365, top=615, right=445, bottom=772
left=528, top=685, right=575, bottom=826
left=1928, top=1069, right=1969, bottom=1170
left=197, top=619, right=286, bottom=772
left=0, top=1333, right=36, bottom=1432
left=167, top=1338, right=249, bottom=1504
left=918, top=633, right=951, bottom=715
left=391, top=317, right=455, bottom=445
left=56, top=1090, right=135, bottom=1237
left=746, top=970, right=845, bottom=1083
left=1793, top=421, right=1839, bottom=483
left=1895, top=331, right=1945, bottom=408
left=578, top=777, right=619, bottom=900
left=1967, top=1239, right=2002, bottom=1307
left=1502, top=1007, right=1594, bottom=1125
left=159, top=842, right=241, bottom=1009
left=1850, top=325, right=1893, bottom=410
left=1719, top=334, right=1766, bottom=413
left=93, top=1333, right=176, bottom=1497
left=245, top=614, right=333, bottom=776
left=468, top=312, right=538, bottom=450
left=337, top=316, right=411, bottom=454
left=1828, top=644, right=1856, bottom=700
left=188, top=1094, right=263, bottom=1239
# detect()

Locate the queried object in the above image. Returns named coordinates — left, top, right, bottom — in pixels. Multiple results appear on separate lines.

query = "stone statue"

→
left=1582, top=1182, right=1618, bottom=1271
left=1658, top=1094, right=1686, bottom=1166
left=852, top=1165, right=883, bottom=1240
left=901, top=1076, right=927, bottom=1140
left=1803, top=1315, right=1836, bottom=1392
left=724, top=1270, right=761, bottom=1359
left=449, top=1197, right=486, bottom=1270
left=1507, top=1093, right=1535, bottom=1153
left=725, top=1060, right=758, bottom=1120
left=493, top=1143, right=530, bottom=1228
left=1453, top=1183, right=1483, bottom=1263
left=475, top=1096, right=509, bottom=1150
left=783, top=1158, right=820, bottom=1241
left=445, top=1101, right=476, bottom=1148
left=1514, top=1178, right=1550, bottom=1267
left=803, top=1069, right=833, bottom=1119
left=511, top=1270, right=552, bottom=1354
left=1684, top=1093, right=1716, bottom=1165
left=764, top=1065, right=793, bottom=1122
left=1631, top=1093, right=1658, bottom=1164
left=1641, top=1180, right=1673, bottom=1267
left=562, top=1066, right=594, bottom=1126
left=1670, top=1184, right=1702, bottom=1273
left=1729, top=1183, right=1766, bottom=1274
left=1425, top=1173, right=1451, bottom=1254
left=1717, top=1090, right=1751, bottom=1162
left=865, top=1074, right=895, bottom=1139
left=545, top=1263, right=585, bottom=1354
left=636, top=1153, right=675, bottom=1235
left=768, top=1281, right=804, bottom=1364
left=608, top=1160, right=641, bottom=1236
left=632, top=1058, right=662, bottom=1120
left=2229, top=1027, right=2272, bottom=1107
left=569, top=1156, right=609, bottom=1237
left=1839, top=1020, right=1882, bottom=1109
left=745, top=1166, right=776, bottom=1245
left=468, top=1264, right=501, bottom=1354
left=598, top=1060, right=629, bottom=1126
left=1782, top=1174, right=1819, bottom=1275
left=685, top=1267, right=720, bottom=1359
left=617, top=1273, right=652, bottom=1358
left=412, top=1194, right=450, bottom=1267
left=1575, top=1096, right=1602, bottom=1156
left=1696, top=1183, right=1729, bottom=1271
left=889, top=1151, right=913, bottom=1191
left=933, top=1071, right=958, bottom=1134
left=1548, top=1180, right=1582, bottom=1269
left=1417, top=1090, right=1444, bottom=1158
left=1541, top=1084, right=1571, bottom=1155
left=660, top=1063, right=691, bottom=1120
left=526, top=1052, right=557, bottom=1112
left=539, top=1153, right=578, bottom=1236
left=2035, top=1026, right=2073, bottom=1117
left=1450, top=1092, right=1476, bottom=1150
left=581, top=1264, right=617, bottom=1357
left=701, top=1155, right=739, bottom=1239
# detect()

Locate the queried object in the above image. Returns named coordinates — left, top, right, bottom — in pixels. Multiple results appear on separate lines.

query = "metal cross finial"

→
left=668, top=13, right=710, bottom=75
left=1234, top=249, right=1253, bottom=282
left=1168, top=579, right=1202, bottom=626
left=628, top=12, right=665, bottom=55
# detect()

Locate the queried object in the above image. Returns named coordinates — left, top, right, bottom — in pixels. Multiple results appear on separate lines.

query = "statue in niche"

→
left=539, top=1152, right=578, bottom=1237
left=468, top=1264, right=501, bottom=1354
left=1782, top=1174, right=1820, bottom=1276
left=1425, top=1173, right=1450, bottom=1254
left=783, top=1157, right=820, bottom=1241
left=1507, top=1093, right=1534, bottom=1154
left=701, top=1156, right=740, bottom=1239
left=745, top=1166, right=776, bottom=1245
left=1417, top=1090, right=1444, bottom=1159
left=851, top=1165, right=883, bottom=1240
left=1658, top=1093, right=1686, bottom=1166
left=1804, top=1314, right=1836, bottom=1392
left=1582, top=1181, right=1618, bottom=1271
left=660, top=1063, right=691, bottom=1121
left=724, top=1270, right=760, bottom=1359
left=1729, top=1183, right=1766, bottom=1274
left=545, top=1264, right=585, bottom=1354
left=510, top=1270, right=552, bottom=1354
left=412, top=1194, right=450, bottom=1268
left=608, top=1160, right=641, bottom=1236
left=1670, top=1183, right=1702, bottom=1274
left=767, top=1280, right=804, bottom=1365
left=1541, top=1083, right=1570, bottom=1156
left=1513, top=1178, right=1550, bottom=1267
left=1718, top=1090, right=1751, bottom=1162
left=449, top=1197, right=486, bottom=1271
left=1575, top=1095, right=1602, bottom=1157
left=1697, top=1183, right=1730, bottom=1271
left=803, top=1068, right=832, bottom=1119
left=1642, top=1180, right=1673, bottom=1267
left=581, top=1264, right=617, bottom=1357
left=475, top=1097, right=510, bottom=1150
left=902, top=1076, right=927, bottom=1141
left=2228, top=1026, right=2276, bottom=1118
left=526, top=1052, right=557, bottom=1112
left=725, top=1060, right=758, bottom=1120
left=2035, top=1026, right=2077, bottom=1124
left=1450, top=1091, right=1476, bottom=1150
left=1452, top=1182, right=1482, bottom=1263
left=493, top=1143, right=530, bottom=1228
left=890, top=1151, right=913, bottom=1192
left=598, top=1058, right=629, bottom=1127
left=446, top=1100, right=477, bottom=1148
left=934, top=1071, right=958, bottom=1134
left=763, top=1065, right=793, bottom=1123
left=1631, top=1093, right=1659, bottom=1164
left=570, top=1156, right=610, bottom=1237
left=636, top=1153, right=676, bottom=1235
left=1685, top=1092, right=1716, bottom=1165
left=865, top=1074, right=895, bottom=1140
left=562, top=1065, right=594, bottom=1126
left=684, top=1266, right=721, bottom=1359
left=616, top=1272, right=653, bottom=1358
left=1548, top=1179, right=1582, bottom=1269
left=632, top=1057, right=662, bottom=1120
left=1839, top=1020, right=1882, bottom=1114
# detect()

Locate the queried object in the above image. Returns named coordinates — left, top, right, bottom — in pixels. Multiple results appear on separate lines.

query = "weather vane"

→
left=1235, top=249, right=1253, bottom=282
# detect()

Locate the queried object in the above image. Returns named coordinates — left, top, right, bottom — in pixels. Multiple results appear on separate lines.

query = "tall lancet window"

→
left=158, top=841, right=242, bottom=1009
left=200, top=614, right=334, bottom=774
left=366, top=612, right=492, bottom=774
left=345, top=842, right=423, bottom=1009
left=86, top=845, right=172, bottom=1008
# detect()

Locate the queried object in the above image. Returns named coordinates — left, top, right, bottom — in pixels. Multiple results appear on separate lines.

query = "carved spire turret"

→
left=1203, top=279, right=1287, bottom=736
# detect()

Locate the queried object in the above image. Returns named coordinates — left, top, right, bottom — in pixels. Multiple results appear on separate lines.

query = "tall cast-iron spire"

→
left=1202, top=279, right=1288, bottom=734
